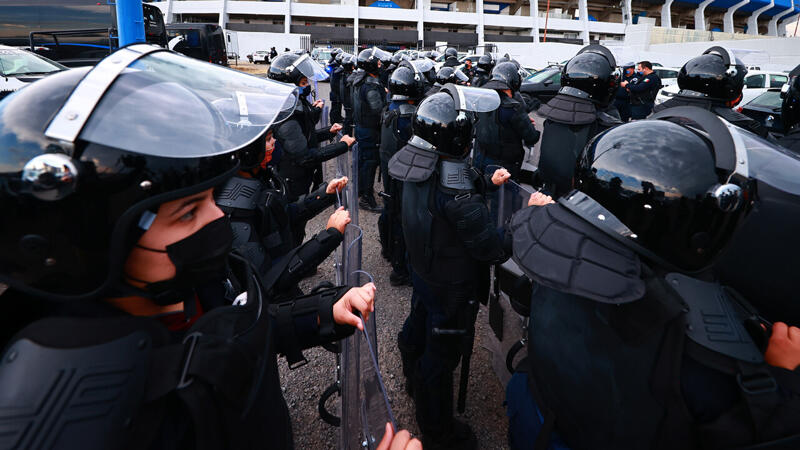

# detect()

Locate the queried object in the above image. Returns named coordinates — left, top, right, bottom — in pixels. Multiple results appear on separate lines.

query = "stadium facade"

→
left=154, top=0, right=800, bottom=49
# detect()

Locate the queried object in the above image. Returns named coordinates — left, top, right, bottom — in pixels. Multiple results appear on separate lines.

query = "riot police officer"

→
left=462, top=56, right=476, bottom=82
left=352, top=47, right=392, bottom=211
left=215, top=129, right=350, bottom=296
left=613, top=61, right=635, bottom=122
left=778, top=63, right=800, bottom=153
left=378, top=65, right=426, bottom=286
left=328, top=48, right=344, bottom=125
left=0, top=44, right=377, bottom=450
left=653, top=46, right=769, bottom=138
left=622, top=61, right=661, bottom=119
left=536, top=44, right=621, bottom=198
left=473, top=61, right=540, bottom=180
left=471, top=53, right=495, bottom=87
left=340, top=53, right=357, bottom=135
left=442, top=47, right=460, bottom=68
left=389, top=85, right=510, bottom=450
left=426, top=66, right=470, bottom=96
left=506, top=107, right=800, bottom=450
left=268, top=52, right=356, bottom=244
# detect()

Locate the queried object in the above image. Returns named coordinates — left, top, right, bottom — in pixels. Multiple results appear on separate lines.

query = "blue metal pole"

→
left=115, top=0, right=146, bottom=47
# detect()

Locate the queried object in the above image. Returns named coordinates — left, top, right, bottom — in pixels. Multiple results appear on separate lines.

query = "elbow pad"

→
left=444, top=195, right=508, bottom=264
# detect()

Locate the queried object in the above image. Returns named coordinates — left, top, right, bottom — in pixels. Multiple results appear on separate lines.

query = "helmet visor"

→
left=371, top=47, right=393, bottom=63
left=442, top=84, right=501, bottom=112
left=734, top=127, right=800, bottom=195
left=453, top=69, right=469, bottom=83
left=289, top=53, right=329, bottom=81
left=79, top=50, right=298, bottom=157
left=409, top=59, right=434, bottom=74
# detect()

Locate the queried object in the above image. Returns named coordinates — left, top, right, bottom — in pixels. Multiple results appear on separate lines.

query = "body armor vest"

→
left=510, top=202, right=800, bottom=450
left=379, top=102, right=416, bottom=165
left=401, top=158, right=479, bottom=287
left=352, top=75, right=383, bottom=128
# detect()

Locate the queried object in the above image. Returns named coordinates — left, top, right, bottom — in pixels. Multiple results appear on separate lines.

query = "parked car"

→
left=652, top=67, right=679, bottom=87
left=740, top=88, right=785, bottom=137
left=249, top=50, right=270, bottom=64
left=0, top=45, right=66, bottom=101
left=656, top=70, right=788, bottom=107
left=520, top=66, right=562, bottom=107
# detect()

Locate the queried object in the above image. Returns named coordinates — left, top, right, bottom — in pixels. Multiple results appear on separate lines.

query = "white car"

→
left=656, top=69, right=788, bottom=107
left=251, top=50, right=270, bottom=64
left=652, top=67, right=679, bottom=88
left=0, top=45, right=66, bottom=101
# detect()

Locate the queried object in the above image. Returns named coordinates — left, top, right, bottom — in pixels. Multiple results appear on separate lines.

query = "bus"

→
left=0, top=0, right=166, bottom=67
left=166, top=23, right=228, bottom=66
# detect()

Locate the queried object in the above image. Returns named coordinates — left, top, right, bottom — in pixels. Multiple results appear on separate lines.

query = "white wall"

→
left=232, top=31, right=308, bottom=57
left=486, top=41, right=582, bottom=68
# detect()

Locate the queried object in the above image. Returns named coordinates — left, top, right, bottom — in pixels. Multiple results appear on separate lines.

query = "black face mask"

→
left=127, top=216, right=233, bottom=305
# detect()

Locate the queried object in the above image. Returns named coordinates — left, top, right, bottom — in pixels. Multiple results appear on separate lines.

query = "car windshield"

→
left=526, top=68, right=559, bottom=83
left=0, top=48, right=65, bottom=76
left=747, top=90, right=783, bottom=110
left=654, top=69, right=678, bottom=79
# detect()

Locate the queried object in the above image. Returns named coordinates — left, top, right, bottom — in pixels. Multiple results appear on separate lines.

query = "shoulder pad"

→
left=538, top=94, right=597, bottom=125
left=597, top=110, right=623, bottom=127
left=364, top=76, right=382, bottom=87
left=438, top=159, right=475, bottom=192
left=510, top=203, right=645, bottom=304
left=0, top=321, right=154, bottom=448
left=397, top=103, right=416, bottom=116
left=388, top=140, right=438, bottom=182
left=666, top=273, right=764, bottom=364
left=215, top=176, right=264, bottom=210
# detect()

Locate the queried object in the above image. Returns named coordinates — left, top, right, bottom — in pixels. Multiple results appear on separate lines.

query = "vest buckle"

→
left=737, top=369, right=778, bottom=395
left=178, top=332, right=203, bottom=389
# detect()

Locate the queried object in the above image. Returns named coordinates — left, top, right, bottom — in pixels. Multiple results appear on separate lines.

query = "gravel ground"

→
left=274, top=80, right=513, bottom=449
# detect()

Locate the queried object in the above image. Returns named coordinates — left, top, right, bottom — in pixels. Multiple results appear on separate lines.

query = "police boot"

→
left=412, top=368, right=477, bottom=450
left=397, top=333, right=421, bottom=397
left=359, top=193, right=381, bottom=213
left=389, top=266, right=411, bottom=287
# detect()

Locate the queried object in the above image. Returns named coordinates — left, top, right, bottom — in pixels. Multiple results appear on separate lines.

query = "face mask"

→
left=300, top=85, right=311, bottom=97
left=129, top=216, right=233, bottom=305
left=636, top=71, right=643, bottom=76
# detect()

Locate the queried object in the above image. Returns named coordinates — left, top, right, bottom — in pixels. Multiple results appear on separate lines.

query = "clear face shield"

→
left=47, top=45, right=299, bottom=158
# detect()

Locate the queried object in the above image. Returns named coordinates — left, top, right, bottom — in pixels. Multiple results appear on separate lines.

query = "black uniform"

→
left=536, top=91, right=621, bottom=197
left=653, top=92, right=770, bottom=138
left=627, top=71, right=661, bottom=119
left=378, top=100, right=416, bottom=283
left=342, top=68, right=357, bottom=135
left=351, top=71, right=387, bottom=199
left=329, top=65, right=344, bottom=125
left=390, top=144, right=507, bottom=446
left=613, top=70, right=634, bottom=122
left=471, top=71, right=490, bottom=87
left=273, top=99, right=349, bottom=244
left=442, top=56, right=460, bottom=68
left=473, top=93, right=540, bottom=179
left=215, top=168, right=342, bottom=295
left=779, top=127, right=800, bottom=153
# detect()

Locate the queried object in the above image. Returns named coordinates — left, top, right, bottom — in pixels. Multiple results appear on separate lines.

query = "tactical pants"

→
left=613, top=98, right=631, bottom=122
left=378, top=161, right=408, bottom=275
left=506, top=372, right=571, bottom=450
left=355, top=126, right=380, bottom=197
left=398, top=271, right=428, bottom=378
left=329, top=101, right=343, bottom=125
left=409, top=273, right=477, bottom=437
left=630, top=103, right=653, bottom=120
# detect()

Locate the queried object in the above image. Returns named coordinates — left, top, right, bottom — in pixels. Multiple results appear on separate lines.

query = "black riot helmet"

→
left=268, top=52, right=329, bottom=85
left=445, top=47, right=458, bottom=58
left=560, top=44, right=618, bottom=106
left=389, top=66, right=425, bottom=101
left=328, top=48, right=342, bottom=64
left=341, top=53, right=356, bottom=71
left=0, top=44, right=298, bottom=301
left=677, top=46, right=747, bottom=105
left=483, top=61, right=522, bottom=91
left=412, top=85, right=500, bottom=158
left=477, top=53, right=495, bottom=74
left=357, top=47, right=391, bottom=75
left=780, top=64, right=800, bottom=132
left=435, top=66, right=465, bottom=85
left=401, top=58, right=436, bottom=89
left=335, top=51, right=346, bottom=65
left=572, top=106, right=754, bottom=272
